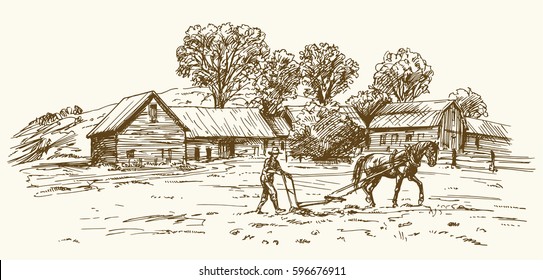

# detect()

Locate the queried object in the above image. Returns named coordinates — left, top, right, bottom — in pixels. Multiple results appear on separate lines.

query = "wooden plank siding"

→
left=116, top=101, right=186, bottom=165
left=464, top=134, right=511, bottom=155
left=233, top=138, right=266, bottom=157
left=185, top=138, right=268, bottom=161
left=90, top=134, right=117, bottom=165
left=367, top=128, right=439, bottom=152
left=185, top=139, right=220, bottom=161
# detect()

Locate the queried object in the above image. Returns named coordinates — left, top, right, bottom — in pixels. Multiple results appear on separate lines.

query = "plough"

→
left=280, top=162, right=403, bottom=211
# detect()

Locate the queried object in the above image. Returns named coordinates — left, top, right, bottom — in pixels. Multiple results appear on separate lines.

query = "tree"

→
left=299, top=43, right=359, bottom=106
left=251, top=49, right=301, bottom=116
left=347, top=88, right=391, bottom=127
left=176, top=23, right=270, bottom=108
left=449, top=87, right=488, bottom=118
left=372, top=48, right=434, bottom=102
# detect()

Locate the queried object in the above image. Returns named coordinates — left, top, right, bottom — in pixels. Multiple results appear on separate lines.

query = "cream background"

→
left=0, top=0, right=542, bottom=259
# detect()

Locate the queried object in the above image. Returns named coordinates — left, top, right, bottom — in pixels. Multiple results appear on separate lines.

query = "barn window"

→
left=149, top=104, right=158, bottom=123
left=379, top=134, right=387, bottom=145
left=391, top=134, right=399, bottom=144
left=405, top=131, right=414, bottom=142
left=126, top=149, right=135, bottom=159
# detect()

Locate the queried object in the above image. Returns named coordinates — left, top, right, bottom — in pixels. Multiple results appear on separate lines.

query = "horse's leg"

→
left=366, top=177, right=382, bottom=207
left=392, top=174, right=405, bottom=208
left=356, top=179, right=372, bottom=204
left=408, top=175, right=424, bottom=205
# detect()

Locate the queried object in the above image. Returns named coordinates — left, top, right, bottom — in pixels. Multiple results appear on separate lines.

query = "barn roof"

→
left=370, top=100, right=455, bottom=129
left=339, top=106, right=367, bottom=128
left=170, top=107, right=275, bottom=138
left=283, top=106, right=304, bottom=124
left=265, top=116, right=290, bottom=137
left=465, top=117, right=510, bottom=139
left=87, top=91, right=186, bottom=137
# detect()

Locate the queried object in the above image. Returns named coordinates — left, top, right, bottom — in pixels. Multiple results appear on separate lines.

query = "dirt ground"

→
left=1, top=156, right=540, bottom=259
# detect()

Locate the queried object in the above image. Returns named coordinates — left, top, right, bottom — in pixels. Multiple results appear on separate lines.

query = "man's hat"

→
left=268, top=147, right=282, bottom=155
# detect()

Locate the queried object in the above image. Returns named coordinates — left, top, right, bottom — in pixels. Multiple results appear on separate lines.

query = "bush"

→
left=289, top=102, right=365, bottom=160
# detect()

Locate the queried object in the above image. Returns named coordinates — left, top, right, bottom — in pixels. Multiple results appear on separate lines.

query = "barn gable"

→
left=87, top=91, right=189, bottom=165
left=87, top=91, right=187, bottom=138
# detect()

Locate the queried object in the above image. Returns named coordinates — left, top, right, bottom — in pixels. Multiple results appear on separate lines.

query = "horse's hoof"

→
left=392, top=203, right=398, bottom=208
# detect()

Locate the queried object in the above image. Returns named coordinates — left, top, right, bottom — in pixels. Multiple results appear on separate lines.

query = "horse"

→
left=350, top=141, right=439, bottom=208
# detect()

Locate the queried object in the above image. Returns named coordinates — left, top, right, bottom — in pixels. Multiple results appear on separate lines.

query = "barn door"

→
left=206, top=147, right=212, bottom=161
left=228, top=141, right=235, bottom=158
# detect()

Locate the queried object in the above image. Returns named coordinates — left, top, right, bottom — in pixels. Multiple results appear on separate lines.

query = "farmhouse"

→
left=87, top=91, right=188, bottom=166
left=170, top=107, right=276, bottom=161
left=464, top=117, right=511, bottom=155
left=368, top=100, right=464, bottom=152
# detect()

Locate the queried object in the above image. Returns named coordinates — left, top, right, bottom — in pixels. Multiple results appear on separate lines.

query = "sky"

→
left=1, top=0, right=542, bottom=154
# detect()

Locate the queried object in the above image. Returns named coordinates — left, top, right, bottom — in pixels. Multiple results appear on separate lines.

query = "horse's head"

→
left=424, top=141, right=439, bottom=167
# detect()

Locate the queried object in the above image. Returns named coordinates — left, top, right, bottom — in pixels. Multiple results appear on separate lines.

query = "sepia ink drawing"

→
left=6, top=22, right=537, bottom=255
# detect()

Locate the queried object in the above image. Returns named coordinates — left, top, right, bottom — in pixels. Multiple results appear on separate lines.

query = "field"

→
left=2, top=155, right=539, bottom=259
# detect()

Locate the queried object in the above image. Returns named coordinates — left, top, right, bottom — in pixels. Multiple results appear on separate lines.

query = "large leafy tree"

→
left=290, top=43, right=361, bottom=159
left=176, top=23, right=270, bottom=108
left=299, top=43, right=359, bottom=106
left=252, top=49, right=301, bottom=116
left=373, top=48, right=434, bottom=102
left=449, top=87, right=488, bottom=118
left=347, top=88, right=391, bottom=127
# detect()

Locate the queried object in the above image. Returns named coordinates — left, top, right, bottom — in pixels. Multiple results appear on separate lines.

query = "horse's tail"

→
left=352, top=155, right=367, bottom=187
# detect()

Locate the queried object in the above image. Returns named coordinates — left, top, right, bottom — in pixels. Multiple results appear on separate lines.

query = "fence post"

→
left=451, top=148, right=457, bottom=168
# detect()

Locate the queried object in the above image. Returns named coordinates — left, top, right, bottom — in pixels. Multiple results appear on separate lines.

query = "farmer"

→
left=256, top=147, right=291, bottom=214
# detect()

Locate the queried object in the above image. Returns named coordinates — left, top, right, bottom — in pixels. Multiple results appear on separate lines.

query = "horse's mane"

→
left=406, top=141, right=437, bottom=165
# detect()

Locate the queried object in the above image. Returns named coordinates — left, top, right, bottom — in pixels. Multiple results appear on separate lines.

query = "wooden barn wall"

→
left=233, top=138, right=265, bottom=157
left=186, top=139, right=219, bottom=161
left=464, top=134, right=511, bottom=155
left=367, top=128, right=439, bottom=152
left=90, top=134, right=117, bottom=165
left=186, top=138, right=269, bottom=160
left=117, top=101, right=185, bottom=165
left=266, top=137, right=289, bottom=154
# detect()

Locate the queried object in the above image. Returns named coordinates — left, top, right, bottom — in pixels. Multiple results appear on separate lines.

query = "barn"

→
left=87, top=91, right=188, bottom=166
left=368, top=100, right=464, bottom=152
left=264, top=116, right=291, bottom=157
left=170, top=107, right=276, bottom=161
left=464, top=117, right=511, bottom=155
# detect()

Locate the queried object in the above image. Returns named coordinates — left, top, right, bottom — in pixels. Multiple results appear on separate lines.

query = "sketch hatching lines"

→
left=6, top=22, right=535, bottom=249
